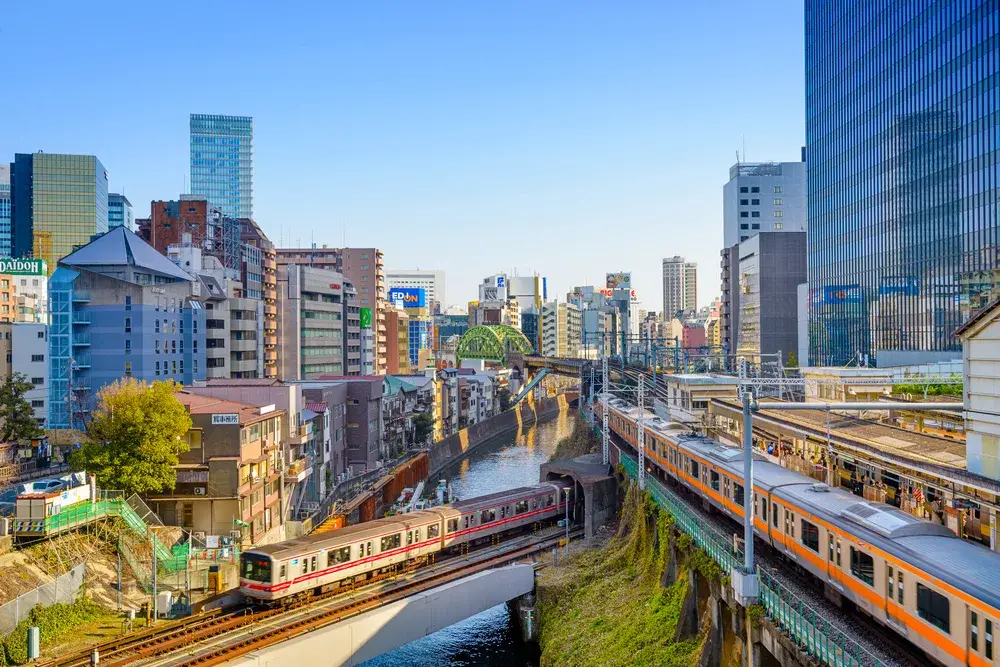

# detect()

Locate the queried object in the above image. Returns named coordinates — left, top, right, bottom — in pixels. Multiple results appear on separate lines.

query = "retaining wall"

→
left=427, top=394, right=572, bottom=479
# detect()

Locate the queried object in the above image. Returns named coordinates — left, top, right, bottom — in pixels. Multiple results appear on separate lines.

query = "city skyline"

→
left=0, top=0, right=805, bottom=308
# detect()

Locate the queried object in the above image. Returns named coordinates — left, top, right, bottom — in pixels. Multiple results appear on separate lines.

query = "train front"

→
left=239, top=551, right=278, bottom=602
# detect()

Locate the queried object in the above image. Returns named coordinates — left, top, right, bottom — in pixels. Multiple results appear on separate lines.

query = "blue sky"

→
left=2, top=1, right=804, bottom=309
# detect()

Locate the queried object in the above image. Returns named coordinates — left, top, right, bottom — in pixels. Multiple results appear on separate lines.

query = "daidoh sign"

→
left=0, top=258, right=47, bottom=275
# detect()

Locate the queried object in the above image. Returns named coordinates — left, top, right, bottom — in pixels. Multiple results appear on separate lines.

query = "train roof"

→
left=246, top=509, right=445, bottom=559
left=450, top=483, right=564, bottom=511
left=894, top=535, right=1000, bottom=612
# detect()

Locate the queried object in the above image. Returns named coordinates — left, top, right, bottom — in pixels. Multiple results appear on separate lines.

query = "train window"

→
left=916, top=583, right=950, bottom=634
left=710, top=471, right=720, bottom=491
left=836, top=539, right=841, bottom=567
left=310, top=556, right=317, bottom=572
left=302, top=558, right=310, bottom=574
left=547, top=494, right=555, bottom=507
left=734, top=484, right=744, bottom=506
left=828, top=536, right=834, bottom=563
left=380, top=534, right=402, bottom=552
left=464, top=516, right=470, bottom=529
left=407, top=530, right=414, bottom=546
left=279, top=564, right=287, bottom=580
left=887, top=566, right=894, bottom=600
left=772, top=503, right=778, bottom=527
left=986, top=619, right=993, bottom=659
left=515, top=500, right=529, bottom=514
left=366, top=541, right=372, bottom=557
left=328, top=547, right=350, bottom=565
left=690, top=460, right=700, bottom=479
left=480, top=509, right=497, bottom=523
left=428, top=524, right=440, bottom=539
left=500, top=506, right=506, bottom=519
left=897, top=571, right=903, bottom=604
left=241, top=554, right=271, bottom=582
left=447, top=519, right=459, bottom=533
left=723, top=478, right=730, bottom=497
left=760, top=497, right=768, bottom=520
left=850, top=548, right=874, bottom=586
left=800, top=520, right=819, bottom=552
left=971, top=611, right=979, bottom=651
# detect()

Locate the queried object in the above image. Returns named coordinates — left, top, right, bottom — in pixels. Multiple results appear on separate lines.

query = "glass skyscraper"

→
left=107, top=193, right=133, bottom=231
left=0, top=165, right=10, bottom=257
left=189, top=114, right=253, bottom=219
left=10, top=153, right=108, bottom=273
left=806, top=1, right=999, bottom=366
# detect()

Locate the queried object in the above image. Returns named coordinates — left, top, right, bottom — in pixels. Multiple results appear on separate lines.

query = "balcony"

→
left=264, top=335, right=278, bottom=346
left=72, top=292, right=90, bottom=303
left=287, top=455, right=313, bottom=483
left=264, top=304, right=278, bottom=316
left=72, top=355, right=91, bottom=369
left=72, top=311, right=91, bottom=325
left=72, top=333, right=91, bottom=346
left=264, top=350, right=278, bottom=362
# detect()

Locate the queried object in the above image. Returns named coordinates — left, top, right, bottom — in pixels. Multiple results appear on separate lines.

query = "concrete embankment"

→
left=426, top=394, right=575, bottom=480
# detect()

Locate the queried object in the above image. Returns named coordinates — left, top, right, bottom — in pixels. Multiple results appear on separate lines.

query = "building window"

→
left=741, top=235, right=748, bottom=241
left=155, top=361, right=160, bottom=376
left=37, top=331, right=44, bottom=339
left=740, top=198, right=749, bottom=205
left=31, top=354, right=43, bottom=362
left=916, top=584, right=950, bottom=634
left=361, top=264, right=369, bottom=270
left=30, top=377, right=43, bottom=386
left=774, top=210, right=783, bottom=218
left=752, top=224, right=760, bottom=230
left=125, top=296, right=131, bottom=311
left=751, top=211, right=760, bottom=218
left=739, top=186, right=748, bottom=193
left=774, top=223, right=783, bottom=230
left=124, top=317, right=131, bottom=333
left=124, top=362, right=132, bottom=377
left=172, top=340, right=177, bottom=354
left=125, top=340, right=131, bottom=354
left=155, top=340, right=160, bottom=354
left=172, top=360, right=177, bottom=374
left=740, top=224, right=749, bottom=230
left=774, top=198, right=783, bottom=205
left=155, top=319, right=160, bottom=333
left=740, top=212, right=749, bottom=218
left=773, top=185, right=782, bottom=193
left=751, top=198, right=759, bottom=205
left=750, top=186, right=759, bottom=193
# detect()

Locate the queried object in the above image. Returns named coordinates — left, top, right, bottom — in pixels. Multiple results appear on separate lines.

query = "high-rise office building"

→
left=806, top=1, right=998, bottom=366
left=107, top=193, right=133, bottom=231
left=386, top=270, right=445, bottom=313
left=723, top=157, right=806, bottom=248
left=0, top=165, right=10, bottom=257
left=662, top=256, right=697, bottom=319
left=10, top=153, right=108, bottom=272
left=189, top=114, right=253, bottom=219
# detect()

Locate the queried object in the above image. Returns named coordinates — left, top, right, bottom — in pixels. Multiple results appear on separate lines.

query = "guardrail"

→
left=616, top=449, right=886, bottom=667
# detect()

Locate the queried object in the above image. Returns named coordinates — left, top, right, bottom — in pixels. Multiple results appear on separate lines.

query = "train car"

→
left=241, top=509, right=445, bottom=602
left=240, top=482, right=573, bottom=604
left=437, top=483, right=570, bottom=549
left=603, top=396, right=1000, bottom=667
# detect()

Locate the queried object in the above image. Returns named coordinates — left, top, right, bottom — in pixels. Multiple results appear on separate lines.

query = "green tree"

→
left=0, top=372, right=44, bottom=442
left=71, top=379, right=192, bottom=496
left=414, top=413, right=435, bottom=444
left=786, top=352, right=799, bottom=368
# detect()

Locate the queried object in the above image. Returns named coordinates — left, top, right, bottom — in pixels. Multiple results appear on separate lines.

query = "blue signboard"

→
left=878, top=277, right=919, bottom=297
left=824, top=285, right=862, bottom=304
left=388, top=287, right=426, bottom=308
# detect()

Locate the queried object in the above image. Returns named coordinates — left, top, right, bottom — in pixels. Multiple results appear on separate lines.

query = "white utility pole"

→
left=601, top=354, right=609, bottom=466
left=637, top=376, right=645, bottom=491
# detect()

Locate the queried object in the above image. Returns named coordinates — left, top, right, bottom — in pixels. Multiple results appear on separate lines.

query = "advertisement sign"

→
left=359, top=307, right=372, bottom=329
left=387, top=287, right=426, bottom=308
left=599, top=288, right=637, bottom=300
left=212, top=413, right=240, bottom=425
left=496, top=275, right=505, bottom=288
left=0, top=258, right=47, bottom=275
left=878, top=277, right=919, bottom=297
left=605, top=272, right=632, bottom=290
left=824, top=285, right=862, bottom=304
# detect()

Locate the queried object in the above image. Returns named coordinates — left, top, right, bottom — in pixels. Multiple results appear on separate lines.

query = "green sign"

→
left=360, top=307, right=373, bottom=329
left=0, top=258, right=47, bottom=276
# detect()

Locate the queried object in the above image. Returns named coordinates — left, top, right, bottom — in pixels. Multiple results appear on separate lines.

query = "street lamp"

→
left=562, top=486, right=572, bottom=557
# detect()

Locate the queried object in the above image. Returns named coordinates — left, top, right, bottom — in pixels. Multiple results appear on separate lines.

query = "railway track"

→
left=40, top=526, right=579, bottom=667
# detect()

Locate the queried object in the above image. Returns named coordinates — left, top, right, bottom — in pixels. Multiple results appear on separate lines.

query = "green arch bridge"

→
left=456, top=325, right=533, bottom=365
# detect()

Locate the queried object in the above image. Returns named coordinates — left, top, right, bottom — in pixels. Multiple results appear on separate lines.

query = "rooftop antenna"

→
left=742, top=135, right=746, bottom=163
left=342, top=222, right=347, bottom=248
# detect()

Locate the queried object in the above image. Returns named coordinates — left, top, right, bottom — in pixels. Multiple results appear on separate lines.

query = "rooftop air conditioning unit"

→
left=194, top=487, right=206, bottom=495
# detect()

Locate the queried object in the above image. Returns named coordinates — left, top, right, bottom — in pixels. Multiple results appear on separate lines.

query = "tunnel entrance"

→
left=539, top=453, right=617, bottom=539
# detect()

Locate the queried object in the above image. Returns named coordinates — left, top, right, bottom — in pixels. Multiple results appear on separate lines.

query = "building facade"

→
left=107, top=193, right=133, bottom=231
left=10, top=153, right=108, bottom=272
left=277, top=247, right=386, bottom=374
left=723, top=158, right=806, bottom=248
left=278, top=265, right=360, bottom=380
left=189, top=114, right=253, bottom=219
left=385, top=306, right=411, bottom=375
left=806, top=1, right=999, bottom=366
left=735, top=232, right=807, bottom=363
left=662, top=256, right=697, bottom=319
left=239, top=219, right=278, bottom=378
left=0, top=165, right=10, bottom=258
left=47, top=227, right=206, bottom=429
left=0, top=323, right=48, bottom=427
left=540, top=301, right=582, bottom=358
left=386, top=270, right=445, bottom=313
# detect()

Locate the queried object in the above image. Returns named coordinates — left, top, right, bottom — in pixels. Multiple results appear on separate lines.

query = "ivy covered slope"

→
left=536, top=483, right=706, bottom=667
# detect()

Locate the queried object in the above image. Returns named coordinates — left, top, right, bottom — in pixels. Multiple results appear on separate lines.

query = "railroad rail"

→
left=38, top=526, right=579, bottom=667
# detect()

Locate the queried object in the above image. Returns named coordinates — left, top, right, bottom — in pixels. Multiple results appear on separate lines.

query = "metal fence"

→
left=0, top=563, right=85, bottom=636
left=617, top=448, right=885, bottom=667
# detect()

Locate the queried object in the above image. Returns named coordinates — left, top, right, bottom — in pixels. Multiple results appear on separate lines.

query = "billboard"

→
left=387, top=287, right=426, bottom=308
left=0, top=258, right=46, bottom=275
left=606, top=272, right=631, bottom=290
left=824, top=285, right=862, bottom=304
left=359, top=307, right=372, bottom=329
left=878, top=277, right=919, bottom=297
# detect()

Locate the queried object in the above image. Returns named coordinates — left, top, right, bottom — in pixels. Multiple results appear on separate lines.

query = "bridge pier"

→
left=508, top=590, right=538, bottom=643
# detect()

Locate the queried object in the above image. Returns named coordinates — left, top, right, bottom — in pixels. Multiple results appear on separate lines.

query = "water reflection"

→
left=360, top=414, right=573, bottom=667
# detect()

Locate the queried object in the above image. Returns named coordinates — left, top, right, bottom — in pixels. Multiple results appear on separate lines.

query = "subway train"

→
left=239, top=481, right=572, bottom=603
left=604, top=397, right=1000, bottom=667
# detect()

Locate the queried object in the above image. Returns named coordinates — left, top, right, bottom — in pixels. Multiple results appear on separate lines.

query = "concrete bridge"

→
left=228, top=564, right=536, bottom=667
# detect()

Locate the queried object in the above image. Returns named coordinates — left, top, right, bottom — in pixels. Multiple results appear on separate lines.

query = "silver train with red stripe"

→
left=239, top=482, right=572, bottom=603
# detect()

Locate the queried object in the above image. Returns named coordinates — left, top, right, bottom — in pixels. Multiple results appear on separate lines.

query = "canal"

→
left=361, top=409, right=574, bottom=667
